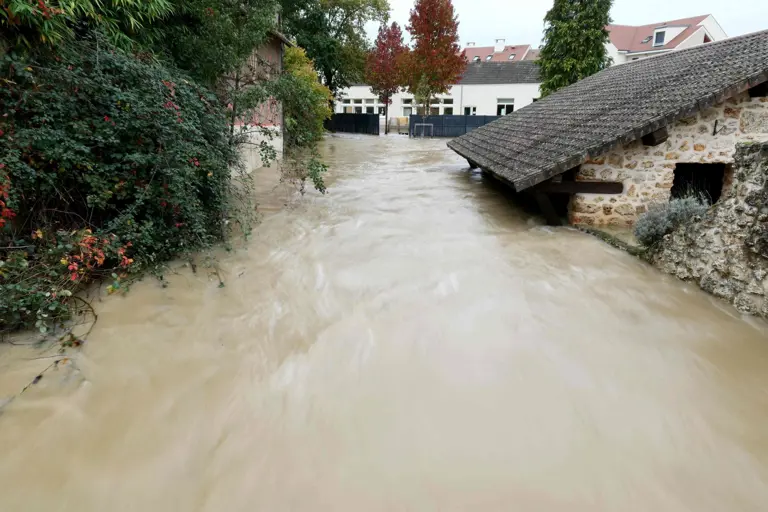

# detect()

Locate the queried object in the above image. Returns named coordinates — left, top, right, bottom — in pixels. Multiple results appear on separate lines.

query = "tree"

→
left=273, top=46, right=333, bottom=193
left=538, top=0, right=613, bottom=97
left=281, top=0, right=388, bottom=100
left=403, top=0, right=466, bottom=114
left=0, top=0, right=173, bottom=51
left=366, top=22, right=406, bottom=134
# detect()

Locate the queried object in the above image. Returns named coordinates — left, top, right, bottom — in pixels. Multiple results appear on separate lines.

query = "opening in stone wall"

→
left=671, top=163, right=727, bottom=204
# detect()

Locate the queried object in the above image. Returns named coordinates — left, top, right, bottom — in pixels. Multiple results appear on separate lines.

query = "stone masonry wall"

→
left=569, top=92, right=768, bottom=227
left=651, top=141, right=768, bottom=319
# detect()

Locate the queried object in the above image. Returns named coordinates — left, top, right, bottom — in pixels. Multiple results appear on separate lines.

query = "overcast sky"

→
left=369, top=0, right=767, bottom=48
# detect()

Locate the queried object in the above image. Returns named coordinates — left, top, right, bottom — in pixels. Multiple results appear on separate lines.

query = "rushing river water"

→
left=2, top=135, right=768, bottom=511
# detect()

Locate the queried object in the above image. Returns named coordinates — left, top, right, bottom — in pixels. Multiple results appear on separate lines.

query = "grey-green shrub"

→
left=634, top=195, right=709, bottom=247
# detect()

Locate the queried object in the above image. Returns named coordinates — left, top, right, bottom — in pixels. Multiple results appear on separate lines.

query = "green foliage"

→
left=145, top=0, right=278, bottom=88
left=281, top=0, right=388, bottom=97
left=538, top=0, right=613, bottom=97
left=634, top=195, right=709, bottom=247
left=272, top=46, right=332, bottom=193
left=0, top=36, right=244, bottom=331
left=1, top=0, right=173, bottom=50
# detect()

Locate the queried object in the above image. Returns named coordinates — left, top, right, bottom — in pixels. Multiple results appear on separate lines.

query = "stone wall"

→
left=652, top=141, right=768, bottom=319
left=569, top=91, right=768, bottom=227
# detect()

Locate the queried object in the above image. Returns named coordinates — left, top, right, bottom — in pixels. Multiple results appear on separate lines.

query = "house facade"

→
left=606, top=14, right=727, bottom=64
left=336, top=61, right=541, bottom=118
left=447, top=30, right=768, bottom=228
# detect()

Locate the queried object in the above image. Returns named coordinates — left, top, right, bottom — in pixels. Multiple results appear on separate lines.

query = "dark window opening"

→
left=354, top=106, right=362, bottom=114
left=748, top=82, right=768, bottom=98
left=366, top=106, right=374, bottom=114
left=703, top=35, right=712, bottom=43
left=671, top=163, right=726, bottom=204
left=654, top=31, right=665, bottom=46
left=496, top=104, right=514, bottom=115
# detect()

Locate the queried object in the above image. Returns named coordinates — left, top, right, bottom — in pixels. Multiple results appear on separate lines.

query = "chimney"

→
left=466, top=42, right=476, bottom=47
left=494, top=38, right=505, bottom=52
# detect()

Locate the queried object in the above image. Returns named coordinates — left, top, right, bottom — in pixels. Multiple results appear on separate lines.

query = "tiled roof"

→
left=458, top=62, right=540, bottom=85
left=447, top=30, right=768, bottom=192
left=463, top=44, right=531, bottom=63
left=608, top=15, right=709, bottom=53
left=524, top=48, right=540, bottom=61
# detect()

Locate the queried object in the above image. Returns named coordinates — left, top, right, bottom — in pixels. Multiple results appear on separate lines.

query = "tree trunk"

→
left=384, top=100, right=389, bottom=135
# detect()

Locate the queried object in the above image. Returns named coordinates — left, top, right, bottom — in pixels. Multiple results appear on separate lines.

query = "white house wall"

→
left=699, top=15, right=728, bottom=41
left=336, top=83, right=542, bottom=117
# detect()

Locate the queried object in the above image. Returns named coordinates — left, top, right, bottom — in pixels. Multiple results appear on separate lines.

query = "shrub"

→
left=0, top=36, right=244, bottom=332
left=634, top=195, right=709, bottom=247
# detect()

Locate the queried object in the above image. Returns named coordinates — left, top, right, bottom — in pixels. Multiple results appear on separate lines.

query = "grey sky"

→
left=369, top=0, right=767, bottom=48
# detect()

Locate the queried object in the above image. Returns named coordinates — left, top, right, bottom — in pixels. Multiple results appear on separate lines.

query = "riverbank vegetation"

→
left=0, top=0, right=334, bottom=333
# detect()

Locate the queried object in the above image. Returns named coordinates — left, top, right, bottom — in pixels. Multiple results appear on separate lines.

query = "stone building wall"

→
left=651, top=141, right=768, bottom=319
left=569, top=91, right=768, bottom=227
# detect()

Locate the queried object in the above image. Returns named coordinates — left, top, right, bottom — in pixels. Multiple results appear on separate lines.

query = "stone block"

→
left=614, top=203, right=635, bottom=216
left=665, top=152, right=681, bottom=160
left=740, top=111, right=768, bottom=134
left=625, top=161, right=638, bottom=169
left=600, top=169, right=613, bottom=180
left=694, top=143, right=706, bottom=152
left=679, top=142, right=690, bottom=152
left=602, top=205, right=613, bottom=215
left=579, top=168, right=596, bottom=178
left=642, top=161, right=655, bottom=169
left=724, top=107, right=742, bottom=119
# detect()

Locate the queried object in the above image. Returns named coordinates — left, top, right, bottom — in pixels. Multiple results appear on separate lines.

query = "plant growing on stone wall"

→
left=634, top=195, right=710, bottom=247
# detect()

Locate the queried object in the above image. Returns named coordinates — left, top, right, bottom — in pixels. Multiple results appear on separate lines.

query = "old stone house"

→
left=448, top=30, right=768, bottom=227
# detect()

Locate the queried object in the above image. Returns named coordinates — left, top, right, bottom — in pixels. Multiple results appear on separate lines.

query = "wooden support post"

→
left=467, top=159, right=478, bottom=169
left=535, top=181, right=623, bottom=194
left=641, top=127, right=669, bottom=147
left=534, top=192, right=562, bottom=226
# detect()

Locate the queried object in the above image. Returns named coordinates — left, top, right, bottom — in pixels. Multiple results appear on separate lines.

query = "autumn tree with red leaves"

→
left=365, top=22, right=408, bottom=134
left=403, top=0, right=466, bottom=114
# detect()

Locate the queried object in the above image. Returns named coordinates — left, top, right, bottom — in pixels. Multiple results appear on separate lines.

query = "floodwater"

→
left=1, top=135, right=768, bottom=511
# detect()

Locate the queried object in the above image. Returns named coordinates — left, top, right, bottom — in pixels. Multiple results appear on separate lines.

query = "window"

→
left=473, top=56, right=480, bottom=62
left=442, top=98, right=453, bottom=105
left=403, top=98, right=413, bottom=105
left=365, top=99, right=375, bottom=104
left=366, top=106, right=374, bottom=114
left=342, top=99, right=351, bottom=104
left=641, top=36, right=652, bottom=44
left=464, top=106, right=477, bottom=115
left=354, top=106, right=362, bottom=113
left=654, top=31, right=665, bottom=46
left=632, top=58, right=639, bottom=61
left=354, top=99, right=363, bottom=104
left=403, top=107, right=413, bottom=116
left=344, top=106, right=353, bottom=113
left=429, top=107, right=439, bottom=115
left=485, top=55, right=492, bottom=61
left=378, top=106, right=385, bottom=115
left=671, top=163, right=727, bottom=204
left=508, top=54, right=516, bottom=60
left=704, top=35, right=712, bottom=43
left=443, top=107, right=453, bottom=115
left=496, top=98, right=514, bottom=115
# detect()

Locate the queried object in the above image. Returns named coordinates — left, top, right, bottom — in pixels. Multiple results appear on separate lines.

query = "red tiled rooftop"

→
left=608, top=15, right=710, bottom=53
left=463, top=44, right=531, bottom=63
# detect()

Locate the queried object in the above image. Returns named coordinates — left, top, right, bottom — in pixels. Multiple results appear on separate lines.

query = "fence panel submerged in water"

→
left=325, top=114, right=380, bottom=135
left=409, top=115, right=501, bottom=137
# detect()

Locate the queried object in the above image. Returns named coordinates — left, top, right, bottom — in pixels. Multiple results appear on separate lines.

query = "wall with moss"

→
left=651, top=141, right=768, bottom=319
left=569, top=91, right=768, bottom=227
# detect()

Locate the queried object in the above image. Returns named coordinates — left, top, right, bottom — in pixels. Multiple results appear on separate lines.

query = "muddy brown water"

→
left=1, top=135, right=768, bottom=511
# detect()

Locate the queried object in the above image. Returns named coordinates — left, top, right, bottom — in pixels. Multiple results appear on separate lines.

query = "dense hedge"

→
left=0, top=38, right=243, bottom=332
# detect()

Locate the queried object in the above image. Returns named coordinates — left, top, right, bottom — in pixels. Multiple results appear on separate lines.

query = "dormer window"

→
left=485, top=55, right=492, bottom=61
left=473, top=56, right=480, bottom=62
left=641, top=36, right=651, bottom=44
left=508, top=54, right=516, bottom=60
left=654, top=30, right=665, bottom=46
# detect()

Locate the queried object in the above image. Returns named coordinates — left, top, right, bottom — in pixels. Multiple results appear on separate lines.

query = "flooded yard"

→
left=1, top=135, right=767, bottom=511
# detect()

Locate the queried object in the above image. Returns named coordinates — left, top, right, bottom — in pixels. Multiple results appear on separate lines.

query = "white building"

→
left=336, top=61, right=541, bottom=117
left=605, top=14, right=727, bottom=64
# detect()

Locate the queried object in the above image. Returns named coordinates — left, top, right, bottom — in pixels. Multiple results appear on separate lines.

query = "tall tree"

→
left=538, top=0, right=613, bottom=97
left=403, top=0, right=465, bottom=114
left=366, top=22, right=406, bottom=134
left=280, top=0, right=388, bottom=100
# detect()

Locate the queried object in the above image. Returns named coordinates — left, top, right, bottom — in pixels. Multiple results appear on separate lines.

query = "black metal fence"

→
left=409, top=115, right=501, bottom=137
left=324, top=113, right=380, bottom=135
